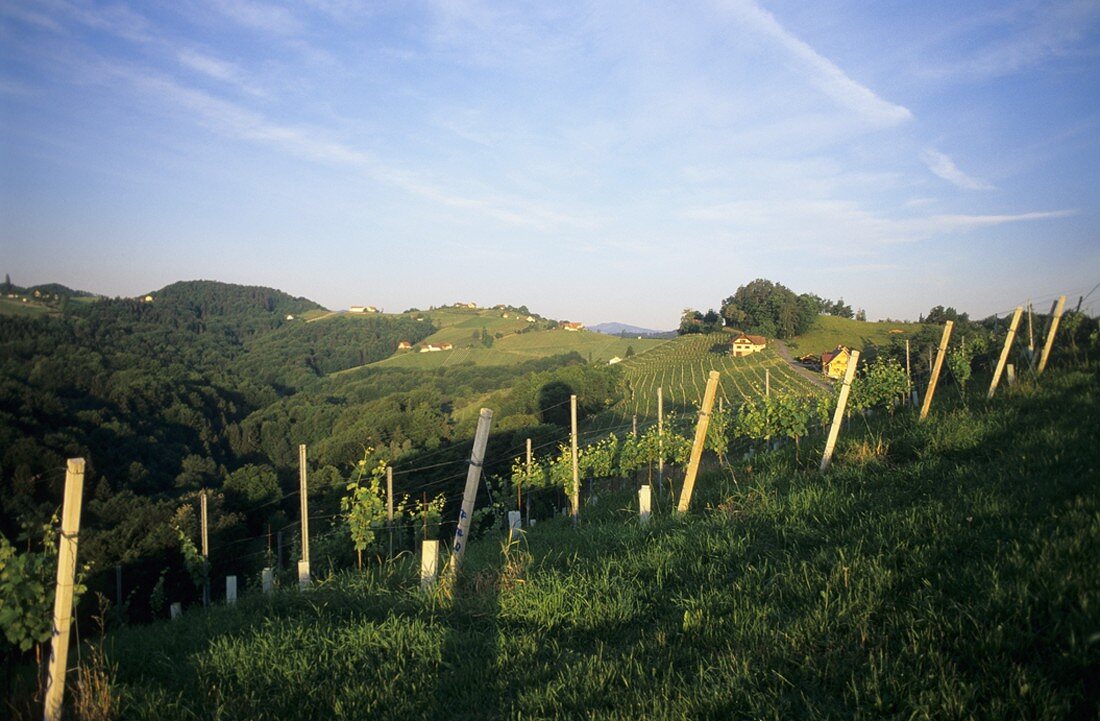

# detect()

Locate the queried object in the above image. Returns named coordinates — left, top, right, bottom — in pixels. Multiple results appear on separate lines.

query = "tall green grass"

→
left=96, top=366, right=1098, bottom=720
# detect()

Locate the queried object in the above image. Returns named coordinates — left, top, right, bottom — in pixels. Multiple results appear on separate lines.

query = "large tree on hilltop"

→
left=720, top=279, right=817, bottom=339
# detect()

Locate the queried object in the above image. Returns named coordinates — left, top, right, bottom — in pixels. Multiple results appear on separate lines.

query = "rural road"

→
left=773, top=339, right=831, bottom=391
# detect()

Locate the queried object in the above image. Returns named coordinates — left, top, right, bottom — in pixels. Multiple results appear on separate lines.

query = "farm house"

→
left=730, top=332, right=767, bottom=357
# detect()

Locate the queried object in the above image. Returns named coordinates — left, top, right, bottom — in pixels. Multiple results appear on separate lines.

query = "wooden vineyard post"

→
left=657, top=387, right=664, bottom=493
left=200, top=490, right=209, bottom=607
left=446, top=409, right=493, bottom=579
left=820, top=350, right=860, bottom=472
left=1037, top=295, right=1066, bottom=374
left=43, top=458, right=85, bottom=721
left=298, top=444, right=310, bottom=588
left=988, top=306, right=1023, bottom=399
left=632, top=415, right=637, bottom=438
left=676, top=371, right=720, bottom=513
left=226, top=576, right=237, bottom=605
left=421, top=540, right=440, bottom=591
left=905, top=339, right=912, bottom=401
left=638, top=484, right=651, bottom=524
left=525, top=437, right=532, bottom=526
left=919, top=322, right=953, bottom=421
left=765, top=369, right=770, bottom=397
left=386, top=466, right=394, bottom=557
left=570, top=395, right=580, bottom=523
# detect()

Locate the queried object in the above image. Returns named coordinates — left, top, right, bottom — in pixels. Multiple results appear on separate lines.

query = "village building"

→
left=821, top=346, right=852, bottom=379
left=607, top=356, right=622, bottom=365
left=730, top=332, right=767, bottom=357
left=397, top=340, right=412, bottom=350
left=560, top=321, right=584, bottom=331
left=285, top=314, right=294, bottom=321
left=419, top=342, right=454, bottom=353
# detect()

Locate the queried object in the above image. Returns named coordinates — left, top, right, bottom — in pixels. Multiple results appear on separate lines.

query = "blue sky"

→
left=2, top=0, right=1098, bottom=327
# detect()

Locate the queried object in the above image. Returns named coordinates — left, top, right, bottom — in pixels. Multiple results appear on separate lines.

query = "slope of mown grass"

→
left=372, top=329, right=664, bottom=370
left=99, top=365, right=1098, bottom=720
left=785, top=315, right=926, bottom=355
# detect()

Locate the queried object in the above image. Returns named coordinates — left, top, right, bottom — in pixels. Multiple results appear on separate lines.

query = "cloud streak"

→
left=717, top=0, right=912, bottom=126
left=921, top=148, right=994, bottom=190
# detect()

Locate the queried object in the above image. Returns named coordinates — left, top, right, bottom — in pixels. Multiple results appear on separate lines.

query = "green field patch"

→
left=786, top=315, right=927, bottom=355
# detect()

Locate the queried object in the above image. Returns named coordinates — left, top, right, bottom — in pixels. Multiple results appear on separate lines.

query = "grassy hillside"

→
left=619, top=333, right=825, bottom=418
left=373, top=328, right=664, bottom=370
left=785, top=315, right=927, bottom=355
left=0, top=296, right=54, bottom=317
left=91, top=364, right=1099, bottom=720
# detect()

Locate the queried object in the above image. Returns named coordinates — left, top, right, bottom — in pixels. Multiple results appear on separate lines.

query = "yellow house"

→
left=821, top=346, right=851, bottom=379
left=730, top=333, right=767, bottom=357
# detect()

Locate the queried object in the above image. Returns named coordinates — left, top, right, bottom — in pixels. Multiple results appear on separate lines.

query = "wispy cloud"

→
left=212, top=0, right=302, bottom=35
left=922, top=0, right=1100, bottom=80
left=176, top=49, right=266, bottom=96
left=921, top=148, right=994, bottom=190
left=105, top=62, right=590, bottom=231
left=716, top=0, right=912, bottom=126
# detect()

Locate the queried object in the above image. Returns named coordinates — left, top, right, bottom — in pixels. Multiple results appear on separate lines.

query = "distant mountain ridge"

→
left=589, top=322, right=675, bottom=338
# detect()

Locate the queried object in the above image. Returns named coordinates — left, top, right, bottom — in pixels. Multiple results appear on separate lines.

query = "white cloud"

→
left=716, top=0, right=912, bottom=126
left=921, top=149, right=995, bottom=190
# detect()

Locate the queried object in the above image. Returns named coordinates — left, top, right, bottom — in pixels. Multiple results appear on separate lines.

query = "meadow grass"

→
left=784, top=316, right=927, bottom=355
left=97, top=365, right=1098, bottom=720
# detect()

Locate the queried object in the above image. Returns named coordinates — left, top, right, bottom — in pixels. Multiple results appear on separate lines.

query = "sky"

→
left=2, top=0, right=1099, bottom=328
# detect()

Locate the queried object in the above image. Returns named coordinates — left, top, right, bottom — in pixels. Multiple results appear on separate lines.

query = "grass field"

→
left=619, top=333, right=825, bottom=418
left=784, top=315, right=927, bottom=355
left=90, top=364, right=1099, bottom=720
left=0, top=297, right=56, bottom=317
left=372, top=329, right=665, bottom=370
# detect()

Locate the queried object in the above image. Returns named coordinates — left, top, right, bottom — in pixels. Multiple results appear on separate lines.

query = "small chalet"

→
left=397, top=340, right=412, bottom=350
left=560, top=321, right=584, bottom=332
left=730, top=333, right=767, bottom=357
left=419, top=342, right=454, bottom=353
left=607, top=356, right=622, bottom=365
left=821, top=346, right=851, bottom=380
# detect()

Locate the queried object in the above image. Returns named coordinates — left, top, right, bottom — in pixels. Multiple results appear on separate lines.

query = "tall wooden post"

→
left=447, top=409, right=493, bottom=577
left=298, top=444, right=310, bottom=588
left=1027, top=301, right=1035, bottom=368
left=820, top=351, right=860, bottom=472
left=919, top=321, right=953, bottom=421
left=657, top=387, right=664, bottom=493
left=570, top=395, right=580, bottom=523
left=632, top=415, right=637, bottom=438
left=765, top=369, right=770, bottom=397
left=200, top=490, right=209, bottom=607
left=386, top=466, right=394, bottom=557
left=421, top=540, right=440, bottom=591
left=905, top=339, right=911, bottom=398
left=525, top=438, right=532, bottom=526
left=1037, top=295, right=1066, bottom=374
left=988, top=306, right=1023, bottom=399
left=638, top=485, right=651, bottom=524
left=676, top=371, right=720, bottom=513
left=43, top=459, right=85, bottom=721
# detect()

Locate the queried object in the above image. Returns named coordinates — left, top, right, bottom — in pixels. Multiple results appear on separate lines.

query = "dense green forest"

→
left=0, top=280, right=627, bottom=629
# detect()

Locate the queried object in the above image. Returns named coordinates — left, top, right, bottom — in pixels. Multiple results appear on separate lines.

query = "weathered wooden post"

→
left=44, top=458, right=85, bottom=721
left=632, top=414, right=638, bottom=438
left=525, top=437, right=532, bottom=526
left=200, top=489, right=210, bottom=607
left=507, top=511, right=522, bottom=541
left=657, top=387, right=664, bottom=493
left=919, top=322, right=953, bottom=421
left=988, top=306, right=1023, bottom=398
left=765, top=368, right=770, bottom=397
left=170, top=602, right=182, bottom=620
left=262, top=567, right=274, bottom=594
left=421, top=540, right=440, bottom=591
left=298, top=444, right=311, bottom=588
left=570, top=395, right=580, bottom=523
left=1006, top=364, right=1016, bottom=386
left=676, top=371, right=720, bottom=513
left=905, top=339, right=912, bottom=402
left=820, top=350, right=860, bottom=472
left=638, top=484, right=651, bottom=524
left=1037, top=295, right=1066, bottom=374
left=446, top=408, right=493, bottom=579
left=226, top=576, right=237, bottom=605
left=386, top=466, right=394, bottom=557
